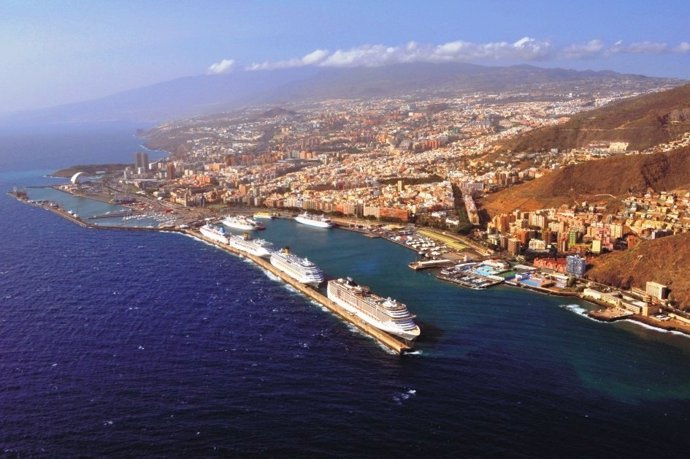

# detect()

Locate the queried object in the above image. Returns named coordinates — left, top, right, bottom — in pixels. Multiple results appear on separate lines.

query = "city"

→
left=25, top=79, right=689, bottom=338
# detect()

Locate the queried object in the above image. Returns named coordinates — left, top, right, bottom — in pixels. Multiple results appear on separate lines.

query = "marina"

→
left=9, top=191, right=412, bottom=354
left=184, top=228, right=413, bottom=354
left=437, top=263, right=505, bottom=289
left=408, top=259, right=454, bottom=271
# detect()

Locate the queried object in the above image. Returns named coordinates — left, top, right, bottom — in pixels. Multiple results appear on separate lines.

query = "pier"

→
left=88, top=209, right=134, bottom=220
left=10, top=192, right=413, bottom=355
left=408, top=259, right=454, bottom=271
left=182, top=229, right=412, bottom=354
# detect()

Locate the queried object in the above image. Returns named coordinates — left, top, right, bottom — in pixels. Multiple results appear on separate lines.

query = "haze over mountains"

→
left=4, top=63, right=681, bottom=124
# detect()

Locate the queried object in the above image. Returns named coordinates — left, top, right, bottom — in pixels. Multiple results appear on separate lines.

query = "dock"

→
left=588, top=307, right=634, bottom=322
left=408, top=259, right=454, bottom=271
left=183, top=230, right=413, bottom=354
left=11, top=191, right=414, bottom=354
left=436, top=270, right=504, bottom=289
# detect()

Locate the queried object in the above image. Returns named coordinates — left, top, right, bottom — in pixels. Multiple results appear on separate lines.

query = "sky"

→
left=1, top=0, right=689, bottom=113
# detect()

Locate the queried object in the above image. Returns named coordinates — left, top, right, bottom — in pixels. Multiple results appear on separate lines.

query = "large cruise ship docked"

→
left=295, top=212, right=334, bottom=228
left=228, top=233, right=274, bottom=258
left=253, top=211, right=275, bottom=220
left=270, top=248, right=325, bottom=287
left=222, top=215, right=265, bottom=231
left=327, top=277, right=421, bottom=341
left=200, top=224, right=230, bottom=245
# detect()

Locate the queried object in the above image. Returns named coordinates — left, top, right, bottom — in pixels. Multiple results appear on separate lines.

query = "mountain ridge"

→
left=498, top=83, right=690, bottom=152
left=2, top=63, right=681, bottom=124
left=481, top=145, right=690, bottom=216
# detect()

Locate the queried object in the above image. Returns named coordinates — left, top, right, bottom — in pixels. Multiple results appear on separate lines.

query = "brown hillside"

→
left=500, top=83, right=690, bottom=152
left=586, top=232, right=690, bottom=309
left=481, top=146, right=690, bottom=216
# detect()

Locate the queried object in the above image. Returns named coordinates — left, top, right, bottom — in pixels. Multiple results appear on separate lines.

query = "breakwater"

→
left=182, top=229, right=412, bottom=354
left=10, top=192, right=412, bottom=354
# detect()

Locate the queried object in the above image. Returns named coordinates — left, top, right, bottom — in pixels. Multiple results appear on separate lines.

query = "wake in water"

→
left=559, top=303, right=606, bottom=323
left=392, top=388, right=417, bottom=405
left=620, top=319, right=690, bottom=339
left=262, top=269, right=281, bottom=282
left=561, top=304, right=690, bottom=339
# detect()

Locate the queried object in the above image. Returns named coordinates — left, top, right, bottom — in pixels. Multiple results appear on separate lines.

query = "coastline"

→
left=9, top=190, right=412, bottom=354
left=13, top=186, right=690, bottom=343
left=181, top=229, right=412, bottom=354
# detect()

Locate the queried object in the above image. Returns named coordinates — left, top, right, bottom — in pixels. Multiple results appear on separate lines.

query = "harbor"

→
left=9, top=190, right=413, bottom=354
left=13, top=186, right=690, bottom=347
left=183, top=229, right=413, bottom=354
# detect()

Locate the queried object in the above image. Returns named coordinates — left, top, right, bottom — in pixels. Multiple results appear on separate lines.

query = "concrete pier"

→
left=11, top=191, right=415, bottom=354
left=409, top=259, right=454, bottom=270
left=183, top=229, right=413, bottom=354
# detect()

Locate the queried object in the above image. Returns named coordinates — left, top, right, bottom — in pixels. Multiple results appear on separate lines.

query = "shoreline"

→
left=180, top=229, right=412, bottom=354
left=12, top=187, right=690, bottom=343
left=8, top=190, right=412, bottom=355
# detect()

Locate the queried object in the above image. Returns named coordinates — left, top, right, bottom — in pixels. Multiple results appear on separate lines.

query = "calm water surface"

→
left=1, top=124, right=690, bottom=457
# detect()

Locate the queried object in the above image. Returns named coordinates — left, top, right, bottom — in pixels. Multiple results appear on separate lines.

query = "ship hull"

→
left=327, top=281, right=421, bottom=341
left=228, top=236, right=273, bottom=258
left=200, top=225, right=229, bottom=245
left=222, top=216, right=265, bottom=231
left=295, top=215, right=333, bottom=228
left=270, top=253, right=324, bottom=287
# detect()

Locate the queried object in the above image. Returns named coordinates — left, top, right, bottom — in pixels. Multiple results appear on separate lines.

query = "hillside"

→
left=586, top=232, right=690, bottom=309
left=1, top=63, right=679, bottom=124
left=500, top=83, right=690, bottom=152
left=481, top=145, right=690, bottom=216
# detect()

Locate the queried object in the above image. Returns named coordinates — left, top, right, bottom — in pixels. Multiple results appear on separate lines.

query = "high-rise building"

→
left=645, top=281, right=668, bottom=301
left=507, top=238, right=521, bottom=256
left=135, top=152, right=149, bottom=173
left=565, top=255, right=587, bottom=278
left=166, top=163, right=176, bottom=179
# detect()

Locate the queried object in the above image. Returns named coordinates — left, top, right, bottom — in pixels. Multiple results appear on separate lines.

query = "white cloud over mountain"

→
left=207, top=59, right=236, bottom=74
left=210, top=37, right=690, bottom=72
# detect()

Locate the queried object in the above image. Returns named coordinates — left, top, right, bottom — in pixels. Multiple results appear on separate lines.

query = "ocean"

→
left=2, top=123, right=690, bottom=457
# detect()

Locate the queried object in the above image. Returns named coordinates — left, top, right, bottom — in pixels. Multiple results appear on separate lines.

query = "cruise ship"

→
left=222, top=215, right=265, bottom=231
left=228, top=233, right=274, bottom=258
left=295, top=212, right=334, bottom=228
left=253, top=211, right=275, bottom=220
left=327, top=277, right=421, bottom=341
left=270, top=247, right=325, bottom=287
left=200, top=224, right=230, bottom=244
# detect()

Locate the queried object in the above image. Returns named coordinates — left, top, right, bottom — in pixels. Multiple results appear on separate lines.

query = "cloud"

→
left=246, top=37, right=554, bottom=71
left=560, top=39, right=605, bottom=59
left=246, top=49, right=329, bottom=70
left=674, top=42, right=690, bottom=53
left=609, top=41, right=668, bottom=54
left=234, top=38, right=690, bottom=72
left=207, top=58, right=235, bottom=74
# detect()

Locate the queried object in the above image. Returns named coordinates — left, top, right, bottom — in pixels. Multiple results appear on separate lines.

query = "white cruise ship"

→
left=270, top=247, right=324, bottom=287
left=295, top=212, right=334, bottom=228
left=222, top=215, right=265, bottom=231
left=253, top=211, right=275, bottom=220
left=200, top=224, right=229, bottom=245
left=327, top=278, right=421, bottom=341
left=228, top=233, right=274, bottom=258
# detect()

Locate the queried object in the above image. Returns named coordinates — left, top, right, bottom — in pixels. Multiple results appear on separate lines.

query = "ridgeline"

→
left=587, top=232, right=690, bottom=309
left=481, top=145, right=690, bottom=216
left=499, top=83, right=690, bottom=153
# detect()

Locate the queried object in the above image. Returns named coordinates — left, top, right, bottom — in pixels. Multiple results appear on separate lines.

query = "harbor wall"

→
left=182, top=229, right=412, bottom=354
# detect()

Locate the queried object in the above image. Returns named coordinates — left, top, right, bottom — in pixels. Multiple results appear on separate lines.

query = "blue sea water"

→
left=2, top=123, right=690, bottom=457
